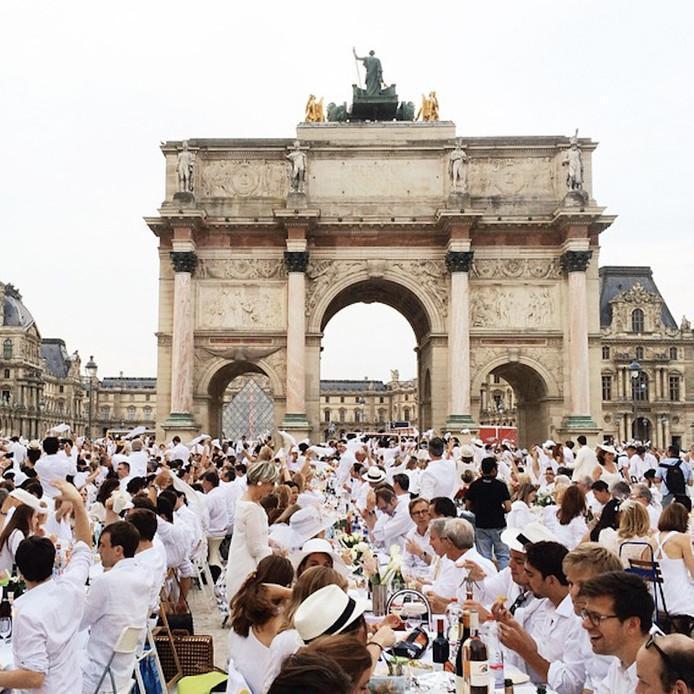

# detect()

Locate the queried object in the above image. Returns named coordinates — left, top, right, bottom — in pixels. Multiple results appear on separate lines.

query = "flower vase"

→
left=370, top=582, right=388, bottom=617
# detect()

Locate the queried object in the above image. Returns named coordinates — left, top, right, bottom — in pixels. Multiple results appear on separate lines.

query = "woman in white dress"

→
left=592, top=444, right=623, bottom=489
left=543, top=485, right=588, bottom=550
left=653, top=502, right=694, bottom=629
left=225, top=460, right=279, bottom=600
left=227, top=555, right=294, bottom=694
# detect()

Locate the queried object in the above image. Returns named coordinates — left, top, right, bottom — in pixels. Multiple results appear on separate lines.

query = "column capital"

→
left=445, top=250, right=474, bottom=273
left=560, top=249, right=592, bottom=273
left=284, top=251, right=309, bottom=273
left=170, top=251, right=198, bottom=273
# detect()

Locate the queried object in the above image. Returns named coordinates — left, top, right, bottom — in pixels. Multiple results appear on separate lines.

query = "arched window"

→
left=355, top=410, right=362, bottom=424
left=378, top=408, right=386, bottom=423
left=100, top=406, right=110, bottom=417
left=635, top=346, right=644, bottom=360
left=2, top=340, right=12, bottom=360
left=324, top=408, right=331, bottom=422
left=631, top=308, right=645, bottom=333
left=339, top=408, right=346, bottom=422
left=143, top=406, right=152, bottom=419
left=403, top=407, right=410, bottom=421
left=57, top=400, right=64, bottom=414
left=631, top=372, right=649, bottom=401
left=602, top=345, right=610, bottom=360
left=669, top=346, right=678, bottom=360
left=127, top=406, right=136, bottom=420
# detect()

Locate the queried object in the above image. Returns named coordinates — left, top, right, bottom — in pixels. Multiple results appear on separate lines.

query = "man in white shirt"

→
left=8, top=436, right=27, bottom=466
left=403, top=497, right=434, bottom=579
left=127, top=438, right=149, bottom=478
left=579, top=570, right=657, bottom=694
left=422, top=518, right=496, bottom=613
left=168, top=436, right=190, bottom=464
left=364, top=487, right=414, bottom=551
left=202, top=470, right=228, bottom=572
left=419, top=437, right=457, bottom=500
left=0, top=480, right=91, bottom=693
left=82, top=520, right=153, bottom=693
left=571, top=435, right=598, bottom=482
left=496, top=541, right=583, bottom=689
left=127, top=507, right=167, bottom=616
left=116, top=460, right=132, bottom=492
left=35, top=437, right=77, bottom=499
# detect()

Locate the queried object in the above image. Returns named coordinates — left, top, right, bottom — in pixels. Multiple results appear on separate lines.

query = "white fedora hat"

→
left=294, top=584, right=370, bottom=642
left=597, top=443, right=618, bottom=456
left=290, top=538, right=350, bottom=578
left=362, top=466, right=387, bottom=484
left=501, top=521, right=558, bottom=553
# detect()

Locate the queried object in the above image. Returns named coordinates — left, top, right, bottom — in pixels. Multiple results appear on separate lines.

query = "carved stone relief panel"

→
left=197, top=258, right=286, bottom=280
left=469, top=157, right=555, bottom=197
left=197, top=159, right=288, bottom=198
left=471, top=258, right=561, bottom=280
left=305, top=260, right=366, bottom=317
left=197, top=284, right=286, bottom=331
left=470, top=285, right=559, bottom=329
left=388, top=259, right=448, bottom=319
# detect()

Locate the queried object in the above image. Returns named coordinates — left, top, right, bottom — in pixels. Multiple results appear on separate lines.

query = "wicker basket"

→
left=155, top=630, right=214, bottom=681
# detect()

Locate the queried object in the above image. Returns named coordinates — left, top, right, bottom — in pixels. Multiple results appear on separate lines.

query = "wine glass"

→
left=0, top=617, right=12, bottom=643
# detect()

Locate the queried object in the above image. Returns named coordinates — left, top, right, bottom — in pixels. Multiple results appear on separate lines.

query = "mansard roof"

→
left=598, top=266, right=677, bottom=329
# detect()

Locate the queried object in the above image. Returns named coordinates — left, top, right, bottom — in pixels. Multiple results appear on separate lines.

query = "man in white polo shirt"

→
left=0, top=480, right=91, bottom=693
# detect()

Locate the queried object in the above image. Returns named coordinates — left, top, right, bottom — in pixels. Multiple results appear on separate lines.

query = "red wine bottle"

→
left=432, top=617, right=449, bottom=670
left=463, top=610, right=489, bottom=694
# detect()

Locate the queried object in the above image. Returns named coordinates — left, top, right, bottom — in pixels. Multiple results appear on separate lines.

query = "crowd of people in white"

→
left=0, top=428, right=692, bottom=693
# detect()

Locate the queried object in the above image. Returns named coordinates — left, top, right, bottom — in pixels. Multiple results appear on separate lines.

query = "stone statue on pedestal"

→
left=449, top=140, right=468, bottom=192
left=176, top=140, right=196, bottom=193
left=563, top=129, right=584, bottom=190
left=286, top=141, right=307, bottom=193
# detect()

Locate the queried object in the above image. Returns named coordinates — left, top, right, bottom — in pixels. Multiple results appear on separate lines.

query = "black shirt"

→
left=466, top=476, right=511, bottom=529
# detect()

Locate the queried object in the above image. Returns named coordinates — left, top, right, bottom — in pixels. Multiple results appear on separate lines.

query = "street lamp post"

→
left=628, top=360, right=642, bottom=442
left=85, top=355, right=98, bottom=439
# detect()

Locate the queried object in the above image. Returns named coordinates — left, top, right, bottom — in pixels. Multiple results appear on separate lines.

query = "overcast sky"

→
left=2, top=1, right=692, bottom=384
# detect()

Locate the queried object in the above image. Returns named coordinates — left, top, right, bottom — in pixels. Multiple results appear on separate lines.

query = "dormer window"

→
left=631, top=308, right=645, bottom=333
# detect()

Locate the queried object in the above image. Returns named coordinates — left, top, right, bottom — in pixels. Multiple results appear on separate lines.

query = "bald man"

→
left=635, top=633, right=694, bottom=693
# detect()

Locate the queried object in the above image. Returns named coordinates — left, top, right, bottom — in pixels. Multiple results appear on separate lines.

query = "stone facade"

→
left=599, top=267, right=693, bottom=448
left=146, top=121, right=616, bottom=447
left=0, top=282, right=87, bottom=438
left=94, top=377, right=157, bottom=435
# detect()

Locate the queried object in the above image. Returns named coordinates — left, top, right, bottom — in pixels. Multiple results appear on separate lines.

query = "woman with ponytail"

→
left=227, top=554, right=294, bottom=693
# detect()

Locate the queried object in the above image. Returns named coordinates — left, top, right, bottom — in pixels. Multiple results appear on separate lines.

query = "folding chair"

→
left=622, top=541, right=670, bottom=631
left=92, top=625, right=144, bottom=694
left=133, top=626, right=168, bottom=694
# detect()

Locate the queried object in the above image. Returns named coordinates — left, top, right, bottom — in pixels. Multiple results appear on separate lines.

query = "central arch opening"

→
left=316, top=278, right=432, bottom=437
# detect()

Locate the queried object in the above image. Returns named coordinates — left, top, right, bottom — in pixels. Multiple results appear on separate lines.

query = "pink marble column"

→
left=445, top=250, right=475, bottom=429
left=170, top=251, right=197, bottom=417
left=561, top=250, right=596, bottom=428
left=284, top=251, right=309, bottom=417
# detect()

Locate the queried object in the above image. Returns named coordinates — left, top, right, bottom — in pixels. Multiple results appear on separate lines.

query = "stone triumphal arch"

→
left=146, top=121, right=614, bottom=445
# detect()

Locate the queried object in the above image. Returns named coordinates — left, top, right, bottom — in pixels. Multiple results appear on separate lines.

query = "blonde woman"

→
left=225, top=460, right=280, bottom=600
left=598, top=499, right=654, bottom=567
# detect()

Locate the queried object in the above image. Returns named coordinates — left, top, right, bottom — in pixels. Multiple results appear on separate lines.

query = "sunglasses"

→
left=645, top=633, right=681, bottom=679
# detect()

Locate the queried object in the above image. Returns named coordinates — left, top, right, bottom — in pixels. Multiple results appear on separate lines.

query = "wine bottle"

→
left=432, top=618, right=449, bottom=671
left=0, top=591, right=12, bottom=641
left=463, top=610, right=489, bottom=694
left=455, top=610, right=470, bottom=694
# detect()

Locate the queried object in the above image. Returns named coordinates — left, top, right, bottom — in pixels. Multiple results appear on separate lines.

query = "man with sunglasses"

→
left=636, top=632, right=694, bottom=694
left=579, top=570, right=657, bottom=693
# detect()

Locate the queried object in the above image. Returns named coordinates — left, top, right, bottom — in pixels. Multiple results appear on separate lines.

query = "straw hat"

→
left=362, top=466, right=387, bottom=484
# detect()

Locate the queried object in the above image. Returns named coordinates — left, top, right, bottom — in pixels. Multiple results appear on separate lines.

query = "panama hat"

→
left=294, top=584, right=370, bottom=642
left=362, top=466, right=387, bottom=484
left=290, top=538, right=350, bottom=577
left=501, top=521, right=558, bottom=553
left=286, top=506, right=333, bottom=549
left=597, top=443, right=618, bottom=456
